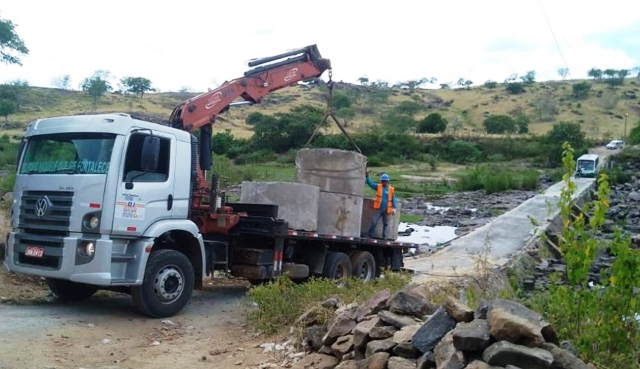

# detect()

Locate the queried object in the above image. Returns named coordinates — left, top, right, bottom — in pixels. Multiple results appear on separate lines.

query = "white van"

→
left=606, top=140, right=625, bottom=150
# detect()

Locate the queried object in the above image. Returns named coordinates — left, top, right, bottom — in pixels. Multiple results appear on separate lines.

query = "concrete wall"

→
left=360, top=198, right=401, bottom=240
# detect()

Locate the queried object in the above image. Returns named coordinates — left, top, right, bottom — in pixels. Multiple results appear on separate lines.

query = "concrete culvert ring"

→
left=350, top=251, right=377, bottom=282
left=322, top=252, right=352, bottom=280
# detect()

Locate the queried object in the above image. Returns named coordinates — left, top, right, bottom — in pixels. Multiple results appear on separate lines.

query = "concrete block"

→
left=240, top=181, right=319, bottom=231
left=317, top=191, right=363, bottom=237
left=295, top=148, right=367, bottom=197
left=361, top=198, right=401, bottom=240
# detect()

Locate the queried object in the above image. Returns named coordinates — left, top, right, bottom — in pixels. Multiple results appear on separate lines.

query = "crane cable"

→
left=538, top=0, right=571, bottom=77
left=304, top=69, right=362, bottom=154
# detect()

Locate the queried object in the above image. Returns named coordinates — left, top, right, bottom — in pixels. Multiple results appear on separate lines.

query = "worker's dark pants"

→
left=368, top=208, right=389, bottom=239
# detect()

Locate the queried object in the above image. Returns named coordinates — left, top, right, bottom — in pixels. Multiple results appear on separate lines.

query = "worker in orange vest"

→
left=365, top=171, right=397, bottom=239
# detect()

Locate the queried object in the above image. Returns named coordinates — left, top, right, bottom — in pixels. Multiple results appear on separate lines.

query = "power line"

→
left=538, top=0, right=571, bottom=76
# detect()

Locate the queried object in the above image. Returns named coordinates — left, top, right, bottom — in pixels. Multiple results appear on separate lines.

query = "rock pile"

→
left=294, top=288, right=590, bottom=369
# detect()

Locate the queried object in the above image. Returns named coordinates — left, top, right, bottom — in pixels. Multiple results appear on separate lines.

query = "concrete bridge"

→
left=404, top=177, right=597, bottom=284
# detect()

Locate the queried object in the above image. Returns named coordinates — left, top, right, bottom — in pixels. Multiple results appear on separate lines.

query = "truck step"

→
left=110, top=278, right=138, bottom=286
left=111, top=253, right=136, bottom=262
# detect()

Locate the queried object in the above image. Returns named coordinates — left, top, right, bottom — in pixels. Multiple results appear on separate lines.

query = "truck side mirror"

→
left=140, top=136, right=160, bottom=172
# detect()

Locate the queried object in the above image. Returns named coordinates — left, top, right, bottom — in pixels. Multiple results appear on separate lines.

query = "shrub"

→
left=505, top=82, right=525, bottom=94
left=455, top=165, right=540, bottom=194
left=234, top=150, right=277, bottom=165
left=417, top=112, right=448, bottom=133
left=444, top=140, right=482, bottom=164
left=483, top=115, right=517, bottom=134
left=526, top=143, right=640, bottom=367
left=244, top=272, right=411, bottom=334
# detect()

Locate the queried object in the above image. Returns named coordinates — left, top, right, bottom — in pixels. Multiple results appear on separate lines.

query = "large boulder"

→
left=487, top=299, right=558, bottom=347
left=411, top=306, right=457, bottom=353
left=483, top=341, right=554, bottom=369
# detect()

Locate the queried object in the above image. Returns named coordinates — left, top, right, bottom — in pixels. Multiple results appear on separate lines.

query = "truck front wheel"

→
left=46, top=278, right=98, bottom=302
left=131, top=249, right=194, bottom=318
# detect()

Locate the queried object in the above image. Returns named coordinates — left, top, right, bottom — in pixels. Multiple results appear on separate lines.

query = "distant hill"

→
left=2, top=78, right=639, bottom=140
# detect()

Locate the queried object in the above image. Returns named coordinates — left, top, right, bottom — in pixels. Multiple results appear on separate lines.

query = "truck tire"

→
left=350, top=251, right=378, bottom=282
left=131, top=249, right=194, bottom=318
left=46, top=278, right=98, bottom=302
left=322, top=252, right=352, bottom=280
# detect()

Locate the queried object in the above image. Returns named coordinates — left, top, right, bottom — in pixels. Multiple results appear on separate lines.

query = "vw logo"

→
left=35, top=196, right=52, bottom=219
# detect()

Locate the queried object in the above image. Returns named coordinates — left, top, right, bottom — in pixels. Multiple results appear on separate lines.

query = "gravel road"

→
left=0, top=280, right=276, bottom=369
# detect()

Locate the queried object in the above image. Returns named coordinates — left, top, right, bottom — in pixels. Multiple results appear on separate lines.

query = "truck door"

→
left=111, top=130, right=176, bottom=237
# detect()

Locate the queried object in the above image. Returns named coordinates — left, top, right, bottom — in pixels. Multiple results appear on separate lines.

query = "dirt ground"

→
left=0, top=273, right=291, bottom=369
left=0, top=207, right=288, bottom=369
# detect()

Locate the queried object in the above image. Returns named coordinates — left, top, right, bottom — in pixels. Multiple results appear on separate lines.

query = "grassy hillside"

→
left=2, top=77, right=639, bottom=140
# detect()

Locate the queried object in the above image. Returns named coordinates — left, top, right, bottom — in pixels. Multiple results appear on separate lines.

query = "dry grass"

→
left=5, top=78, right=640, bottom=140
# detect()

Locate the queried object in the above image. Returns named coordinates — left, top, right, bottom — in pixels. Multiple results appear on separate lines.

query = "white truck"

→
left=3, top=45, right=417, bottom=318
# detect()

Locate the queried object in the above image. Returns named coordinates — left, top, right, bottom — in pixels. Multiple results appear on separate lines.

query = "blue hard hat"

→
left=380, top=173, right=390, bottom=181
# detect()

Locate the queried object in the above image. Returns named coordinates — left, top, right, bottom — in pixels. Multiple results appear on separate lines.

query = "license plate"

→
left=25, top=246, right=45, bottom=258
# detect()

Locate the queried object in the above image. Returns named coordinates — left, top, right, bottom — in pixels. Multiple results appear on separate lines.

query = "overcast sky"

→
left=2, top=0, right=640, bottom=93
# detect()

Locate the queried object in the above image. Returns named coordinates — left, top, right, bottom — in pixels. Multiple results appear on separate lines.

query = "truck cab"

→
left=4, top=113, right=205, bottom=317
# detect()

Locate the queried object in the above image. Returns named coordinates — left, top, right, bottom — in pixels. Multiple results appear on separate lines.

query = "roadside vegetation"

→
left=243, top=271, right=411, bottom=335
left=520, top=143, right=640, bottom=368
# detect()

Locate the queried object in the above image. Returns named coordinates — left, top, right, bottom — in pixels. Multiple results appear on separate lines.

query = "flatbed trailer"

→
left=204, top=203, right=419, bottom=284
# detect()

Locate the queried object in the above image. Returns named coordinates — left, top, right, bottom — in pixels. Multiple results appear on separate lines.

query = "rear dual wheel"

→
left=322, top=251, right=378, bottom=282
left=350, top=251, right=378, bottom=282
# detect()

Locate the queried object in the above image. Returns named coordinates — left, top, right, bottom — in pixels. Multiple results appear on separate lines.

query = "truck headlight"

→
left=78, top=241, right=95, bottom=257
left=85, top=242, right=95, bottom=257
left=83, top=213, right=101, bottom=230
left=88, top=215, right=100, bottom=229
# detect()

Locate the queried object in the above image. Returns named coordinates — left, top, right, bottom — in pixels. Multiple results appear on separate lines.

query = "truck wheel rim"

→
left=334, top=263, right=348, bottom=279
left=359, top=261, right=374, bottom=280
left=154, top=265, right=184, bottom=304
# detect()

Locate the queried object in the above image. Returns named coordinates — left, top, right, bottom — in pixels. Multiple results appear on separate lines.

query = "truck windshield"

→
left=19, top=133, right=116, bottom=175
left=577, top=160, right=595, bottom=171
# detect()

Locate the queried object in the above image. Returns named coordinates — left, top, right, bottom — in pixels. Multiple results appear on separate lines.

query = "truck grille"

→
left=19, top=190, right=74, bottom=232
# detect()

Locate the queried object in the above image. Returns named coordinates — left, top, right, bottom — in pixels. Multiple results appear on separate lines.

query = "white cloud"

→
left=1, top=0, right=639, bottom=92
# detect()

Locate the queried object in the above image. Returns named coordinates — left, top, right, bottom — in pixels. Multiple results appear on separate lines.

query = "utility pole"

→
left=625, top=113, right=628, bottom=140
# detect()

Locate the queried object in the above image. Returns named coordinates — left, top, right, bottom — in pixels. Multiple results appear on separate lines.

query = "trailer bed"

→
left=285, top=230, right=419, bottom=248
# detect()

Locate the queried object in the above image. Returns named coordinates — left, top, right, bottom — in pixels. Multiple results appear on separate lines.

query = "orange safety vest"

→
left=373, top=184, right=395, bottom=214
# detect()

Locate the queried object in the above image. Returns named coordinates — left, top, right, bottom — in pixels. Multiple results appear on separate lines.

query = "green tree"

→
left=572, top=82, right=591, bottom=99
left=245, top=111, right=275, bottom=126
left=251, top=105, right=325, bottom=153
left=505, top=82, right=525, bottom=94
left=520, top=71, right=536, bottom=84
left=483, top=115, right=517, bottom=134
left=382, top=113, right=417, bottom=133
left=587, top=67, right=602, bottom=80
left=4, top=79, right=28, bottom=112
left=51, top=74, right=72, bottom=90
left=545, top=122, right=587, bottom=166
left=81, top=70, right=113, bottom=104
left=331, top=93, right=352, bottom=110
left=628, top=120, right=640, bottom=144
left=463, top=80, right=473, bottom=89
left=515, top=113, right=530, bottom=134
left=417, top=112, right=448, bottom=133
left=357, top=77, right=369, bottom=86
left=483, top=80, right=498, bottom=89
left=393, top=101, right=423, bottom=116
left=557, top=68, right=569, bottom=80
left=0, top=99, right=15, bottom=123
left=336, top=107, right=356, bottom=126
left=120, top=77, right=156, bottom=98
left=0, top=14, right=29, bottom=65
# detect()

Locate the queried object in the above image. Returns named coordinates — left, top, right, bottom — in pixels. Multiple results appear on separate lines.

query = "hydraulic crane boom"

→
left=167, top=45, right=331, bottom=223
left=169, top=44, right=330, bottom=133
